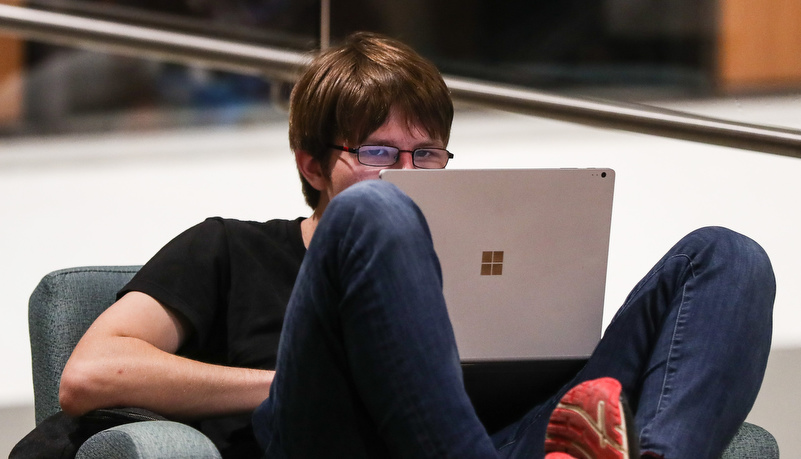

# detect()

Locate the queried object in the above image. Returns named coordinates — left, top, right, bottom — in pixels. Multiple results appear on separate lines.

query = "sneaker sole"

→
left=544, top=377, right=639, bottom=459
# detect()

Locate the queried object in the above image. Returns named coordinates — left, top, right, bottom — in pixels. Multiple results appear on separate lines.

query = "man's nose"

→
left=397, top=151, right=415, bottom=169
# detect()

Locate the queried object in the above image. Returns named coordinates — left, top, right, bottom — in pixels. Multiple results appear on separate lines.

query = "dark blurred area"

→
left=332, top=0, right=714, bottom=96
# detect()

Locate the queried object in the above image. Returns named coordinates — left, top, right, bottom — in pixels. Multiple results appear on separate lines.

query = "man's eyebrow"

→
left=361, top=138, right=444, bottom=148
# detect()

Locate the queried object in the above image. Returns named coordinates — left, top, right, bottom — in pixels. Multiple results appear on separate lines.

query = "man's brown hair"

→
left=289, top=31, right=454, bottom=209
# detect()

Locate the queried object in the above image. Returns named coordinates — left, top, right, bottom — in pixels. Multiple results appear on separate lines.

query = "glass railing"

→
left=1, top=2, right=800, bottom=156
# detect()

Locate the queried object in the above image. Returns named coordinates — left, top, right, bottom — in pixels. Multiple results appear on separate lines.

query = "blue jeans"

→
left=253, top=180, right=775, bottom=459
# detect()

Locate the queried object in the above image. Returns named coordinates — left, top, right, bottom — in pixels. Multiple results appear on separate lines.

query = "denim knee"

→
left=683, top=227, right=774, bottom=282
left=329, top=179, right=411, bottom=213
left=678, top=227, right=776, bottom=321
left=323, top=180, right=430, bottom=244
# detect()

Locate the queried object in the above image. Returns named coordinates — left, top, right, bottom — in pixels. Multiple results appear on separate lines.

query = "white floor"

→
left=2, top=96, right=800, bottom=456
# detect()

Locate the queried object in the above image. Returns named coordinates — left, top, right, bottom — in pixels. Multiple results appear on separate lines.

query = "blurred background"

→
left=2, top=0, right=800, bottom=455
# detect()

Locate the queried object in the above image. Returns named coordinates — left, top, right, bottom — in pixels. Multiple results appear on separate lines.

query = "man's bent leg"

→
left=253, top=180, right=497, bottom=459
left=618, top=227, right=775, bottom=457
left=495, top=227, right=775, bottom=459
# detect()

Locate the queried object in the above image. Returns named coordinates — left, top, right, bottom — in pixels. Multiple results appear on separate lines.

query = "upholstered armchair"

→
left=27, top=266, right=779, bottom=458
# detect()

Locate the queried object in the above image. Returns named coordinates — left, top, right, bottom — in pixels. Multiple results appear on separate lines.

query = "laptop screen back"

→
left=380, top=168, right=615, bottom=362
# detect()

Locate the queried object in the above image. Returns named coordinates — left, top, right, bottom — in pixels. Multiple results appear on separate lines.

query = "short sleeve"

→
left=119, top=217, right=230, bottom=348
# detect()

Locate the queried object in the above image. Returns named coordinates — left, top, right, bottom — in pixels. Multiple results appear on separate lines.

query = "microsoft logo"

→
left=481, top=251, right=504, bottom=276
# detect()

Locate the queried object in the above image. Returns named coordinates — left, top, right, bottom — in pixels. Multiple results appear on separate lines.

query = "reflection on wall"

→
left=21, top=47, right=276, bottom=134
left=0, top=0, right=320, bottom=137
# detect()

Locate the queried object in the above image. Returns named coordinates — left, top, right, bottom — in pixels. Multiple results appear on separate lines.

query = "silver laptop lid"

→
left=380, top=168, right=615, bottom=362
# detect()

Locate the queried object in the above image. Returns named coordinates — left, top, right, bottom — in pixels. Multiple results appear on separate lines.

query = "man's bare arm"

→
left=59, top=291, right=273, bottom=419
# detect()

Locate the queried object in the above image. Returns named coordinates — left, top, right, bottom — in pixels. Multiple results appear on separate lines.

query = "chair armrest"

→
left=721, top=422, right=779, bottom=459
left=75, top=420, right=221, bottom=459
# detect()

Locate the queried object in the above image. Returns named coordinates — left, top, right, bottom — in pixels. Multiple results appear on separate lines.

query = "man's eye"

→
left=363, top=147, right=391, bottom=157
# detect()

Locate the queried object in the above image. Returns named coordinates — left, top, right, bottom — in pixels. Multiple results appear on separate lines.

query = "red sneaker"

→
left=544, top=377, right=639, bottom=459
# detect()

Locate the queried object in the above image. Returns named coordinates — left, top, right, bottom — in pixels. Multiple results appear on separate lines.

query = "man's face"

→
left=322, top=108, right=446, bottom=201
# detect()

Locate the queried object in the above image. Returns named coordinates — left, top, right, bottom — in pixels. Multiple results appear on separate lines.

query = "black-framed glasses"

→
left=329, top=144, right=454, bottom=169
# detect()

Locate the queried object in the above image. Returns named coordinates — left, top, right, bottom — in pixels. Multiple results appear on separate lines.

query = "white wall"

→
left=2, top=100, right=800, bottom=453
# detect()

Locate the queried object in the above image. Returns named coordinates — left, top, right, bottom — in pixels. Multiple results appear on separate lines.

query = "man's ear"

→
left=295, top=149, right=328, bottom=191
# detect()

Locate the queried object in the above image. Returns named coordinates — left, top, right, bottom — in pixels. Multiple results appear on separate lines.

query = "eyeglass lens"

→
left=358, top=146, right=450, bottom=169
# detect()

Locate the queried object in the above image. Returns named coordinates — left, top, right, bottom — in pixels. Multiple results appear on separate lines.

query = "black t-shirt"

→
left=119, top=216, right=306, bottom=457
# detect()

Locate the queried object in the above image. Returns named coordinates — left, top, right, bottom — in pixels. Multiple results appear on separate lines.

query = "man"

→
left=60, top=32, right=775, bottom=458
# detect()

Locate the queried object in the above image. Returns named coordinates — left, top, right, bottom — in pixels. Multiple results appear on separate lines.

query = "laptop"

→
left=380, top=168, right=615, bottom=430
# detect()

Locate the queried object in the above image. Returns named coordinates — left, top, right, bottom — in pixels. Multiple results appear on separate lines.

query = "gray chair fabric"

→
left=721, top=422, right=780, bottom=459
left=76, top=421, right=221, bottom=459
left=29, top=266, right=221, bottom=459
left=29, top=266, right=143, bottom=423
left=29, top=266, right=778, bottom=458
